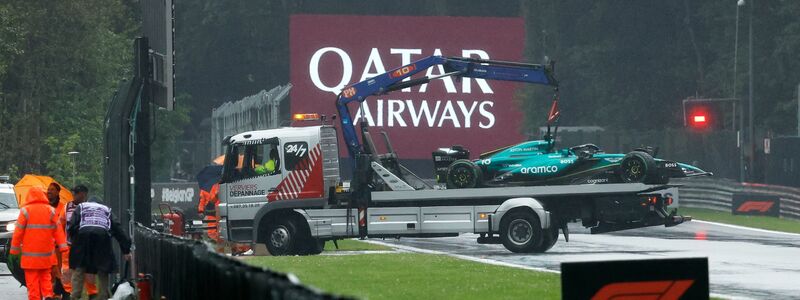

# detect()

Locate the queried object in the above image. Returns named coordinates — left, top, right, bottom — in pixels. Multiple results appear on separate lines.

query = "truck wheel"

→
left=298, top=238, right=325, bottom=255
left=618, top=151, right=656, bottom=183
left=500, top=210, right=543, bottom=253
left=446, top=159, right=482, bottom=189
left=532, top=225, right=559, bottom=253
left=265, top=218, right=298, bottom=256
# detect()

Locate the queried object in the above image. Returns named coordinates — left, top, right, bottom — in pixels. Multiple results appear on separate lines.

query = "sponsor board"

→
left=561, top=257, right=709, bottom=300
left=150, top=182, right=200, bottom=216
left=732, top=193, right=780, bottom=217
left=290, top=15, right=526, bottom=159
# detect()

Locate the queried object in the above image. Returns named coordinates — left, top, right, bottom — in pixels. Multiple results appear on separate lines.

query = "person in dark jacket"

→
left=67, top=196, right=131, bottom=299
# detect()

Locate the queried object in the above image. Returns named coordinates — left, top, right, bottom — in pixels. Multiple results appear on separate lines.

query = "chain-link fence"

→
left=210, top=84, right=291, bottom=158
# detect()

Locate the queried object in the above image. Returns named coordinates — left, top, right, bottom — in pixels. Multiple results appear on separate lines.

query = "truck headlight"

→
left=5, top=222, right=15, bottom=232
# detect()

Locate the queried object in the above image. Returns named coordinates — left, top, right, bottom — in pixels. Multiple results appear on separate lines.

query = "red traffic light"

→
left=685, top=104, right=712, bottom=129
left=692, top=114, right=707, bottom=125
left=681, top=97, right=734, bottom=130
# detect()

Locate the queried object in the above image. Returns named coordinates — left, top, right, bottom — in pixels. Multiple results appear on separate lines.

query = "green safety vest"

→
left=264, top=159, right=276, bottom=173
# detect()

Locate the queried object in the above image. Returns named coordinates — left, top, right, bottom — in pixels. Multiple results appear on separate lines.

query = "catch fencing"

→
left=210, top=84, right=291, bottom=157
left=134, top=223, right=344, bottom=300
left=675, top=178, right=800, bottom=220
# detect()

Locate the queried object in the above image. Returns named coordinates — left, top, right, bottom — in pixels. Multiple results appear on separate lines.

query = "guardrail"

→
left=674, top=178, right=800, bottom=220
left=134, top=223, right=344, bottom=300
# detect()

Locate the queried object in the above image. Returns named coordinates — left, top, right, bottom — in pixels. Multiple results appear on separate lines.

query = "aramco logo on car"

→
left=520, top=165, right=558, bottom=174
left=290, top=15, right=527, bottom=159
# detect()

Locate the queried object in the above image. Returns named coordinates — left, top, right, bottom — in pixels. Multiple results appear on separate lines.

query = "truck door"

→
left=272, top=141, right=325, bottom=200
left=220, top=138, right=283, bottom=230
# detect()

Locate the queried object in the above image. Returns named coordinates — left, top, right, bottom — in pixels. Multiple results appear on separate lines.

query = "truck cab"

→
left=217, top=125, right=340, bottom=243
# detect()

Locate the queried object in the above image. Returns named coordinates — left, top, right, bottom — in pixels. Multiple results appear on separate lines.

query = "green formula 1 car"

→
left=434, top=140, right=711, bottom=189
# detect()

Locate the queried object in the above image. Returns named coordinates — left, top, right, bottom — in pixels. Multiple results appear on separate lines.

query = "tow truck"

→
left=217, top=56, right=689, bottom=255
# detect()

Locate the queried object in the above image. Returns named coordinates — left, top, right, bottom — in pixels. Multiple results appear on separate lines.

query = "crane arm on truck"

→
left=334, top=55, right=559, bottom=161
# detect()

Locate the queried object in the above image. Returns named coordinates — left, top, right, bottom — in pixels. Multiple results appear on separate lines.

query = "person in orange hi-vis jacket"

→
left=197, top=183, right=220, bottom=242
left=46, top=183, right=68, bottom=299
left=58, top=185, right=98, bottom=299
left=10, top=187, right=69, bottom=300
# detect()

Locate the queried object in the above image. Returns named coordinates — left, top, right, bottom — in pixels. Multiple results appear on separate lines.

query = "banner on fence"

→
left=150, top=182, right=200, bottom=216
left=732, top=193, right=780, bottom=216
left=561, top=257, right=709, bottom=300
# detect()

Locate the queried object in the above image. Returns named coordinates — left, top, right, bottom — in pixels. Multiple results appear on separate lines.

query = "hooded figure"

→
left=198, top=183, right=221, bottom=242
left=58, top=185, right=98, bottom=298
left=9, top=187, right=69, bottom=300
left=67, top=196, right=131, bottom=299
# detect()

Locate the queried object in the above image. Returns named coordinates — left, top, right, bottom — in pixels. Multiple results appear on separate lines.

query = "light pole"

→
left=735, top=0, right=745, bottom=182
left=68, top=151, right=79, bottom=187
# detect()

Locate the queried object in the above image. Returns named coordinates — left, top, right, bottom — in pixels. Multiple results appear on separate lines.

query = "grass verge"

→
left=323, top=239, right=392, bottom=251
left=680, top=207, right=800, bottom=234
left=245, top=253, right=560, bottom=299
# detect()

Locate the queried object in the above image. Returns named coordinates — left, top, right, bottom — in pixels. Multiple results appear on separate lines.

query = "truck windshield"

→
left=0, top=192, right=18, bottom=209
left=221, top=140, right=282, bottom=182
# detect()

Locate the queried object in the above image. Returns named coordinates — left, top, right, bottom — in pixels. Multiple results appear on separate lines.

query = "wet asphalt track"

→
left=0, top=263, right=27, bottom=300
left=2, top=221, right=797, bottom=299
left=377, top=220, right=800, bottom=299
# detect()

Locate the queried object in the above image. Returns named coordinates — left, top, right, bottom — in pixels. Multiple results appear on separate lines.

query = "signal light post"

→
left=682, top=97, right=738, bottom=130
left=682, top=97, right=740, bottom=179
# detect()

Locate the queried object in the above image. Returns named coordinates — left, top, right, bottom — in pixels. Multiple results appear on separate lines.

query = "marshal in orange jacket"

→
left=9, top=188, right=68, bottom=269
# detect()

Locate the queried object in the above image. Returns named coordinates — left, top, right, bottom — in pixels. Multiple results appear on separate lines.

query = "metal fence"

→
left=210, top=84, right=291, bottom=157
left=134, top=223, right=345, bottom=300
left=675, top=178, right=800, bottom=220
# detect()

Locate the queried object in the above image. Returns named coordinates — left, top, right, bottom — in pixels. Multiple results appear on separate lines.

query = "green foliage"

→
left=0, top=0, right=135, bottom=193
left=518, top=1, right=800, bottom=135
left=1, top=0, right=799, bottom=190
left=0, top=4, right=24, bottom=82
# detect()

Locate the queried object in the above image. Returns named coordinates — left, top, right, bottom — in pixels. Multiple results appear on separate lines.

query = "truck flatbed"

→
left=371, top=183, right=676, bottom=202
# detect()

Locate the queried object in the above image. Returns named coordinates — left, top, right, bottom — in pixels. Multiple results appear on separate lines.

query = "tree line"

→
left=1, top=0, right=798, bottom=188
left=0, top=0, right=188, bottom=192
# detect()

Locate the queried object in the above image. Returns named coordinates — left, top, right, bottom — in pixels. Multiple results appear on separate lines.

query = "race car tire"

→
left=618, top=151, right=657, bottom=183
left=446, top=159, right=482, bottom=189
left=265, top=217, right=299, bottom=256
left=532, top=223, right=559, bottom=253
left=500, top=210, right=543, bottom=253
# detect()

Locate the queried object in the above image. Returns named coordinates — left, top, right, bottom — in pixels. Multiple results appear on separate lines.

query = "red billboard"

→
left=290, top=15, right=528, bottom=159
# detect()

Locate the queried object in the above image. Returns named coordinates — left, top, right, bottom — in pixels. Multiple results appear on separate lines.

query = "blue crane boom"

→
left=335, top=55, right=558, bottom=160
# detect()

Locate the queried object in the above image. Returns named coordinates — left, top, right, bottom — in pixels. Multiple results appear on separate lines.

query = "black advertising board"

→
left=732, top=193, right=780, bottom=217
left=150, top=182, right=200, bottom=218
left=561, top=257, right=709, bottom=300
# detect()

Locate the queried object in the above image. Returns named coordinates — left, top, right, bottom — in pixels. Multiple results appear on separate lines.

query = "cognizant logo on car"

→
left=520, top=166, right=558, bottom=174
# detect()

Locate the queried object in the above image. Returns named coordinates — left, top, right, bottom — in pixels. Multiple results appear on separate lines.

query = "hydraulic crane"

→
left=335, top=55, right=559, bottom=161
